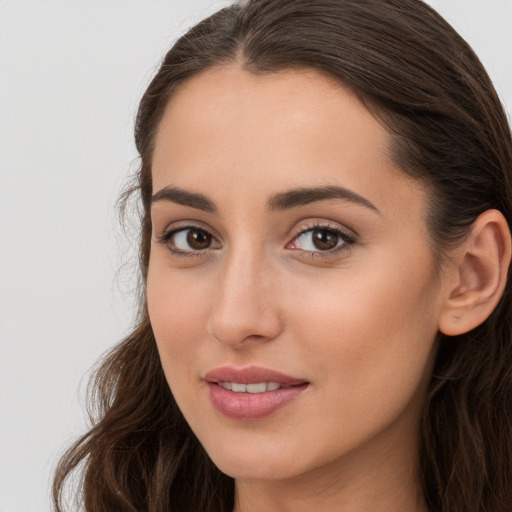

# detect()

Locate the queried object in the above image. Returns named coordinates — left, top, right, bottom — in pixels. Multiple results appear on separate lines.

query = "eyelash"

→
left=156, top=223, right=356, bottom=260
left=288, top=223, right=356, bottom=259
left=157, top=225, right=217, bottom=259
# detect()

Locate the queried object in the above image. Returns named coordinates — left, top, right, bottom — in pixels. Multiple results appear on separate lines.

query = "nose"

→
left=207, top=245, right=282, bottom=348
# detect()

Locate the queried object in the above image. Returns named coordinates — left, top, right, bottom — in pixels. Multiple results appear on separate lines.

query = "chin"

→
left=213, top=457, right=305, bottom=482
left=201, top=436, right=313, bottom=481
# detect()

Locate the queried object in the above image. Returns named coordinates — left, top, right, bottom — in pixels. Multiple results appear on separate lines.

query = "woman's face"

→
left=147, top=66, right=444, bottom=482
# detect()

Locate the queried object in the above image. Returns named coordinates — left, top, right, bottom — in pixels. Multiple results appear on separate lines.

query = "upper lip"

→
left=204, top=365, right=308, bottom=385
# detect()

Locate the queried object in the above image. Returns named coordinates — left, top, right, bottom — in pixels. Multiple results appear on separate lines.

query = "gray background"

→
left=1, top=1, right=511, bottom=510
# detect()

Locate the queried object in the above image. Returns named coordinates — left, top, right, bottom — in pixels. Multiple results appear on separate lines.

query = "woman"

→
left=53, top=1, right=512, bottom=511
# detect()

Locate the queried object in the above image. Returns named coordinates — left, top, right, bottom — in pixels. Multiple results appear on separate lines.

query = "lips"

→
left=204, top=366, right=309, bottom=420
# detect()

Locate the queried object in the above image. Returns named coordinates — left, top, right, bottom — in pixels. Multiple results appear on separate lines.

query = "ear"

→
left=438, top=209, right=511, bottom=336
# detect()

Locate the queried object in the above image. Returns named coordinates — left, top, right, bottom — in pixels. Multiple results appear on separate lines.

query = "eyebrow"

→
left=266, top=185, right=379, bottom=213
left=151, top=185, right=379, bottom=215
left=151, top=186, right=217, bottom=213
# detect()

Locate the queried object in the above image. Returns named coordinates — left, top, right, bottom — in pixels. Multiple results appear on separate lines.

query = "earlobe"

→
left=438, top=209, right=511, bottom=336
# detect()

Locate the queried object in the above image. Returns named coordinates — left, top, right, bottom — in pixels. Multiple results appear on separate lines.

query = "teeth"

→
left=246, top=383, right=267, bottom=393
left=232, top=382, right=246, bottom=393
left=218, top=381, right=282, bottom=393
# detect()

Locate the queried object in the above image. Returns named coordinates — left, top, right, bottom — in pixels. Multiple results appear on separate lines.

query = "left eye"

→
left=289, top=227, right=350, bottom=252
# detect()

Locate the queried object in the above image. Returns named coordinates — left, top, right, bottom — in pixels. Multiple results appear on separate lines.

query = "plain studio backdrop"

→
left=0, top=1, right=511, bottom=510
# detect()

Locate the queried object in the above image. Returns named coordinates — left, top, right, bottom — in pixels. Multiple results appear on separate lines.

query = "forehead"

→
left=153, top=66, right=388, bottom=169
left=151, top=65, right=426, bottom=222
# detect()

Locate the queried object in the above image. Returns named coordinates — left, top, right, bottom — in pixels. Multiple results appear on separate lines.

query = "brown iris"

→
left=312, top=229, right=339, bottom=250
left=186, top=228, right=212, bottom=250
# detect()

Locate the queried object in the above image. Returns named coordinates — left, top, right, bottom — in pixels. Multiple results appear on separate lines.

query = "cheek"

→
left=287, top=257, right=439, bottom=391
left=279, top=269, right=439, bottom=461
left=146, top=264, right=211, bottom=373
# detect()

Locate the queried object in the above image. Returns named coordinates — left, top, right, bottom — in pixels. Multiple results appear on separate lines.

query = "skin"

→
left=147, top=65, right=448, bottom=512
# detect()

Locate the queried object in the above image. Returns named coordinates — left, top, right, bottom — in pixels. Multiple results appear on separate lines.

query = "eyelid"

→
left=156, top=222, right=221, bottom=258
left=286, top=220, right=357, bottom=257
left=156, top=219, right=221, bottom=242
left=289, top=219, right=356, bottom=241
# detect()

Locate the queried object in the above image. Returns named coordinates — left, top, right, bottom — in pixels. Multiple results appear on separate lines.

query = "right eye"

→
left=158, top=226, right=221, bottom=256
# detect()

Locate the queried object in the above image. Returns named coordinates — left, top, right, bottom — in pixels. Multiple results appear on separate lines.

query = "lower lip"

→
left=207, top=382, right=309, bottom=420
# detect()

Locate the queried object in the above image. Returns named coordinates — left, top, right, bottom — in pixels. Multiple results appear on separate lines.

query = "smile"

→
left=218, top=381, right=284, bottom=393
left=204, top=366, right=310, bottom=420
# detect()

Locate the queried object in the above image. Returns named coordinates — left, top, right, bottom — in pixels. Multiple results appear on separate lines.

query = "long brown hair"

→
left=53, top=1, right=512, bottom=511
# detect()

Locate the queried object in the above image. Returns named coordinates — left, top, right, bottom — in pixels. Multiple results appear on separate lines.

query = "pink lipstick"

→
left=204, top=366, right=309, bottom=420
